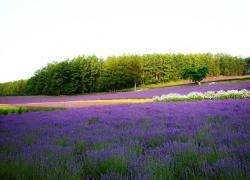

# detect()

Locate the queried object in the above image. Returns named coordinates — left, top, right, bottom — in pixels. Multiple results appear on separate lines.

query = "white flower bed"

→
left=153, top=89, right=250, bottom=102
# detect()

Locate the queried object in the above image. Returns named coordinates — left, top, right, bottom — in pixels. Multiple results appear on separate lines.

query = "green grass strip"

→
left=0, top=105, right=64, bottom=115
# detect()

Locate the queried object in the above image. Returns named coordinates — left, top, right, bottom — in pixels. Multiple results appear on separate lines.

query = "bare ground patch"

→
left=13, top=99, right=154, bottom=109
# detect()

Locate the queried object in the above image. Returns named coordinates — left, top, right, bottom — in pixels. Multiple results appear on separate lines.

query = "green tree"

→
left=244, top=57, right=250, bottom=74
left=181, top=67, right=208, bottom=85
left=99, top=55, right=141, bottom=91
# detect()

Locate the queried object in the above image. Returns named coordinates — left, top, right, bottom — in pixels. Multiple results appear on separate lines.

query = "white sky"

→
left=0, top=0, right=250, bottom=83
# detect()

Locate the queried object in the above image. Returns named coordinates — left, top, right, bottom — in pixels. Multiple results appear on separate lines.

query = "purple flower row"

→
left=1, top=81, right=250, bottom=104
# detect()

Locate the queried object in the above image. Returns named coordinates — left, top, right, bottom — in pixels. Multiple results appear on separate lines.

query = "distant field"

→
left=0, top=80, right=249, bottom=108
left=140, top=75, right=250, bottom=89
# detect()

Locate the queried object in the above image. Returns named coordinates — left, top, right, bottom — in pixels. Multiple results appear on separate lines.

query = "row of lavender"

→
left=0, top=81, right=250, bottom=104
left=1, top=99, right=249, bottom=179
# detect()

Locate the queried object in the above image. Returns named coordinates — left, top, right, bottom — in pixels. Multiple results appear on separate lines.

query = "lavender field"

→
left=1, top=81, right=249, bottom=104
left=1, top=0, right=250, bottom=178
left=1, top=82, right=250, bottom=179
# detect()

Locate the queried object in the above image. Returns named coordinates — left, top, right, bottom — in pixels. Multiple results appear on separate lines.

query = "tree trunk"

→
left=134, top=82, right=137, bottom=91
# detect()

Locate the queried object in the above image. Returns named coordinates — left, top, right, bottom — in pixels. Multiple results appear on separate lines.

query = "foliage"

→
left=153, top=89, right=250, bottom=102
left=0, top=80, right=27, bottom=96
left=181, top=66, right=208, bottom=84
left=245, top=56, right=250, bottom=74
left=0, top=105, right=64, bottom=115
left=98, top=55, right=141, bottom=91
left=56, top=136, right=69, bottom=147
left=25, top=55, right=103, bottom=95
left=0, top=53, right=247, bottom=95
left=0, top=161, right=39, bottom=180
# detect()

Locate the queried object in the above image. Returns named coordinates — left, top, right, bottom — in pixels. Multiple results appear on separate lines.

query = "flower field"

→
left=154, top=89, right=250, bottom=102
left=1, top=0, right=249, bottom=178
left=0, top=81, right=249, bottom=104
left=1, top=96, right=250, bottom=178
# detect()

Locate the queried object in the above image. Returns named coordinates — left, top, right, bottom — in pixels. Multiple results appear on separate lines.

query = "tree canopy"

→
left=181, top=67, right=208, bottom=84
left=0, top=53, right=247, bottom=96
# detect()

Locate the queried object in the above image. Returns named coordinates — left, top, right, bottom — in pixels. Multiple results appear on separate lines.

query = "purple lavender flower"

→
left=0, top=99, right=250, bottom=178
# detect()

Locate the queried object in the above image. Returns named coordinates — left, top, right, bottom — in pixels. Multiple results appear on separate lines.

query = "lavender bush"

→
left=0, top=99, right=250, bottom=179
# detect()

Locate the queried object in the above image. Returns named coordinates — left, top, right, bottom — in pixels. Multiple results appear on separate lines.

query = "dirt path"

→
left=201, top=75, right=250, bottom=82
left=14, top=99, right=154, bottom=109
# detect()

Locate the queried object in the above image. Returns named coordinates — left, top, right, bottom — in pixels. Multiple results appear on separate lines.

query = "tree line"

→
left=0, top=53, right=248, bottom=96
